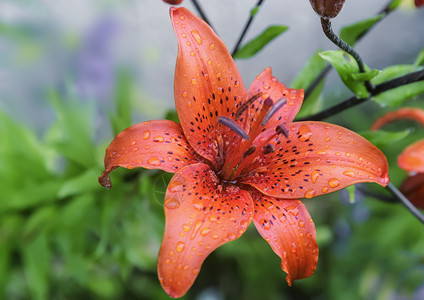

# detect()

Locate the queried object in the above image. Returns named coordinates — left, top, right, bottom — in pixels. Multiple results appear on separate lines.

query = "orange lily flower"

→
left=99, top=7, right=389, bottom=298
left=372, top=107, right=424, bottom=209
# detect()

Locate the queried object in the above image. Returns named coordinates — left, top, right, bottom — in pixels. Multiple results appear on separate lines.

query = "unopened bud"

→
left=309, top=0, right=346, bottom=19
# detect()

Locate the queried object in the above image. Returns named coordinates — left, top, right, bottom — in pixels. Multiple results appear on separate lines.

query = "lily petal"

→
left=171, top=7, right=246, bottom=165
left=250, top=189, right=318, bottom=285
left=241, top=121, right=389, bottom=199
left=372, top=107, right=424, bottom=130
left=158, top=163, right=254, bottom=298
left=98, top=120, right=200, bottom=188
left=246, top=67, right=304, bottom=128
left=398, top=139, right=424, bottom=173
left=401, top=173, right=424, bottom=209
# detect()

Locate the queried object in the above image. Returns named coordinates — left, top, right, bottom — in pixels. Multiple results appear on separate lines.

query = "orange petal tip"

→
left=98, top=172, right=112, bottom=189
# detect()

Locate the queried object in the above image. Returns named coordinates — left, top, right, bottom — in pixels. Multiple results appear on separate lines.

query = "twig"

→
left=231, top=0, right=265, bottom=57
left=297, top=70, right=424, bottom=121
left=320, top=17, right=374, bottom=93
left=386, top=183, right=424, bottom=224
left=191, top=0, right=215, bottom=32
left=304, top=0, right=396, bottom=101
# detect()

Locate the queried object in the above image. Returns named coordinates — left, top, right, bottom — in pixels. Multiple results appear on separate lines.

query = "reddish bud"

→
left=415, top=0, right=424, bottom=8
left=163, top=0, right=183, bottom=5
left=309, top=0, right=346, bottom=19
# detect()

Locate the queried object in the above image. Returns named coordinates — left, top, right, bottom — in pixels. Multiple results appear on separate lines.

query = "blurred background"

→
left=0, top=0, right=423, bottom=299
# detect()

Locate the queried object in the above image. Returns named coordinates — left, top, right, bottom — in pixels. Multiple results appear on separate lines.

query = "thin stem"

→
left=190, top=0, right=215, bottom=32
left=304, top=0, right=395, bottom=101
left=231, top=0, right=265, bottom=57
left=386, top=183, right=424, bottom=224
left=297, top=70, right=424, bottom=121
left=320, top=17, right=374, bottom=93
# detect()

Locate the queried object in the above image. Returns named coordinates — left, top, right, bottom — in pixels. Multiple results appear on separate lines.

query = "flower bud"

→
left=415, top=0, right=424, bottom=8
left=309, top=0, right=346, bottom=19
left=163, top=0, right=183, bottom=5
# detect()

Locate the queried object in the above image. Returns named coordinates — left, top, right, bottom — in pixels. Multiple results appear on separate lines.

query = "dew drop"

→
left=179, top=15, right=185, bottom=21
left=343, top=170, right=356, bottom=178
left=322, top=186, right=329, bottom=193
left=169, top=180, right=184, bottom=193
left=200, top=228, right=211, bottom=236
left=143, top=130, right=151, bottom=140
left=328, top=178, right=341, bottom=188
left=260, top=218, right=271, bottom=230
left=164, top=197, right=180, bottom=209
left=209, top=43, right=215, bottom=50
left=311, top=170, right=320, bottom=184
left=176, top=241, right=185, bottom=253
left=182, top=91, right=188, bottom=97
left=298, top=124, right=312, bottom=142
left=182, top=224, right=191, bottom=232
left=191, top=78, right=197, bottom=85
left=148, top=156, right=161, bottom=166
left=304, top=189, right=316, bottom=199
left=183, top=265, right=189, bottom=271
left=190, top=220, right=203, bottom=240
left=212, top=234, right=219, bottom=239
left=227, top=232, right=236, bottom=240
left=181, top=33, right=187, bottom=38
left=191, top=30, right=203, bottom=45
left=190, top=51, right=196, bottom=57
left=153, top=136, right=164, bottom=143
left=298, top=220, right=305, bottom=228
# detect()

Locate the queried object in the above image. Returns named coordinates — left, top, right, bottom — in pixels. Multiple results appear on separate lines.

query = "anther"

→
left=263, top=144, right=275, bottom=154
left=235, top=92, right=263, bottom=119
left=218, top=116, right=249, bottom=140
left=276, top=124, right=289, bottom=138
left=242, top=146, right=256, bottom=159
left=261, top=97, right=287, bottom=126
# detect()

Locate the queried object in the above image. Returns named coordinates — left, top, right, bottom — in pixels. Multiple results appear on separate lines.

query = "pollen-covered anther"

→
left=243, top=146, right=257, bottom=159
left=235, top=92, right=263, bottom=119
left=276, top=124, right=290, bottom=138
left=261, top=97, right=287, bottom=126
left=217, top=116, right=249, bottom=140
left=263, top=144, right=276, bottom=154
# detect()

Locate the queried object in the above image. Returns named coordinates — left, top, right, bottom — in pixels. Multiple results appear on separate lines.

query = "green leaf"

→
left=340, top=14, right=384, bottom=47
left=346, top=185, right=356, bottom=204
left=373, top=81, right=424, bottom=107
left=22, top=235, right=50, bottom=300
left=371, top=64, right=417, bottom=85
left=250, top=6, right=259, bottom=17
left=233, top=25, right=288, bottom=59
left=414, top=48, right=424, bottom=67
left=58, top=168, right=102, bottom=198
left=319, top=50, right=370, bottom=98
left=351, top=69, right=379, bottom=81
left=388, top=0, right=403, bottom=10
left=291, top=50, right=327, bottom=89
left=360, top=129, right=411, bottom=148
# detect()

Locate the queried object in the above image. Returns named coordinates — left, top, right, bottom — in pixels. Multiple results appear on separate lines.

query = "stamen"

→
left=276, top=124, right=289, bottom=138
left=263, top=144, right=275, bottom=154
left=243, top=146, right=256, bottom=159
left=218, top=116, right=249, bottom=140
left=261, top=97, right=287, bottom=126
left=235, top=92, right=263, bottom=119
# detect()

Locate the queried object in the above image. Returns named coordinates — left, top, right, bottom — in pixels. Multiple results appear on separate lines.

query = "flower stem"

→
left=305, top=0, right=396, bottom=101
left=320, top=17, right=374, bottom=93
left=190, top=0, right=215, bottom=32
left=386, top=183, right=424, bottom=224
left=297, top=70, right=424, bottom=121
left=231, top=0, right=265, bottom=57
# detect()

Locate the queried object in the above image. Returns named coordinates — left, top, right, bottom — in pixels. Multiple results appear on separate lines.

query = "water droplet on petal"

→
left=164, top=197, right=180, bottom=209
left=190, top=220, right=203, bottom=240
left=311, top=170, right=320, bottom=184
left=182, top=91, right=188, bottom=97
left=328, top=178, right=341, bottom=188
left=260, top=218, right=271, bottom=230
left=191, top=30, right=202, bottom=45
left=148, top=156, right=161, bottom=166
left=200, top=228, right=211, bottom=236
left=298, top=124, right=312, bottom=142
left=153, top=136, right=164, bottom=143
left=176, top=241, right=185, bottom=253
left=209, top=43, right=215, bottom=49
left=182, top=224, right=191, bottom=232
left=322, top=186, right=329, bottom=193
left=304, top=189, right=316, bottom=198
left=298, top=220, right=305, bottom=228
left=343, top=170, right=356, bottom=178
left=191, top=78, right=197, bottom=84
left=143, top=130, right=150, bottom=140
left=169, top=180, right=184, bottom=193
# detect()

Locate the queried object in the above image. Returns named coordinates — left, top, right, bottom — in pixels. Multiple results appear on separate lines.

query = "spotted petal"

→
left=398, top=139, right=424, bottom=173
left=171, top=7, right=247, bottom=166
left=245, top=67, right=304, bottom=129
left=241, top=121, right=389, bottom=199
left=158, top=163, right=254, bottom=298
left=250, top=189, right=318, bottom=285
left=98, top=120, right=200, bottom=188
